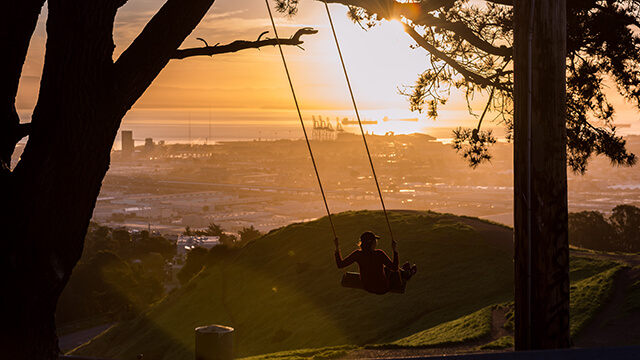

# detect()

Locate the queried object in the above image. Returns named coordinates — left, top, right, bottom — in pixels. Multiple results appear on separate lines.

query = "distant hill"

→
left=72, top=210, right=514, bottom=359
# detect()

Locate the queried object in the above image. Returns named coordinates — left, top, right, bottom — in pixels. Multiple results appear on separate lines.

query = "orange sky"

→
left=15, top=0, right=640, bottom=138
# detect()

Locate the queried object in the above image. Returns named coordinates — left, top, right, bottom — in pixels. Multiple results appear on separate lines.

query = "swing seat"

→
left=340, top=271, right=406, bottom=294
left=340, top=271, right=362, bottom=289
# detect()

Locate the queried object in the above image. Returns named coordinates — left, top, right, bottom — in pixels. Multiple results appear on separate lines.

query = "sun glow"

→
left=17, top=0, right=489, bottom=143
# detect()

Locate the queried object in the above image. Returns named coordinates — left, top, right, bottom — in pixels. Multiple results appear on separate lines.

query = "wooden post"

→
left=195, top=325, right=234, bottom=360
left=513, top=0, right=570, bottom=350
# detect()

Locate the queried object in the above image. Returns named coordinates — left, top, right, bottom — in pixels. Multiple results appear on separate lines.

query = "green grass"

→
left=624, top=266, right=640, bottom=314
left=388, top=305, right=493, bottom=348
left=71, top=210, right=625, bottom=360
left=570, top=263, right=623, bottom=336
left=72, top=210, right=514, bottom=360
left=501, top=303, right=515, bottom=332
left=497, top=258, right=622, bottom=338
left=570, top=256, right=620, bottom=283
left=240, top=345, right=358, bottom=360
left=480, top=336, right=514, bottom=350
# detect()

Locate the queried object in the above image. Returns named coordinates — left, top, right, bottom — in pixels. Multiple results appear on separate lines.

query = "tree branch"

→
left=172, top=28, right=319, bottom=59
left=114, top=0, right=216, bottom=110
left=415, top=13, right=511, bottom=57
left=321, top=0, right=512, bottom=56
left=403, top=23, right=511, bottom=91
left=321, top=0, right=456, bottom=20
left=322, top=0, right=513, bottom=19
left=593, top=3, right=640, bottom=28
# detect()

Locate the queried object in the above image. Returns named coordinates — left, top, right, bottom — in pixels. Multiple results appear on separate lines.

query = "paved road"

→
left=59, top=323, right=115, bottom=353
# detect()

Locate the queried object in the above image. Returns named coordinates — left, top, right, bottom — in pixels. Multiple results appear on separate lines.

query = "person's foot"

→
left=400, top=263, right=415, bottom=280
left=402, top=261, right=411, bottom=272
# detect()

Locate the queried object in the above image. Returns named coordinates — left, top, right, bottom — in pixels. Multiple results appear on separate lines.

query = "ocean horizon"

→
left=111, top=107, right=504, bottom=149
left=17, top=106, right=640, bottom=150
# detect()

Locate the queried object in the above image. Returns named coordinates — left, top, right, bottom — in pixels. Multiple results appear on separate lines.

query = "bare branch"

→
left=403, top=23, right=511, bottom=91
left=114, top=0, right=216, bottom=109
left=172, top=28, right=318, bottom=59
left=476, top=85, right=496, bottom=130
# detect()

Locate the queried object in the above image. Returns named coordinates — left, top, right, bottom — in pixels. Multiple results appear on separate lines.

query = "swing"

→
left=341, top=271, right=406, bottom=294
left=265, top=0, right=408, bottom=294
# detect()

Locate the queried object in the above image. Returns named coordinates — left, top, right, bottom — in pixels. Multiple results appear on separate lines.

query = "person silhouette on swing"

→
left=334, top=231, right=417, bottom=295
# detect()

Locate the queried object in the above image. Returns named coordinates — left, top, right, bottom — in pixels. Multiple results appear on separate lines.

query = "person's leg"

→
left=385, top=267, right=403, bottom=282
left=396, top=267, right=409, bottom=281
left=400, top=263, right=417, bottom=280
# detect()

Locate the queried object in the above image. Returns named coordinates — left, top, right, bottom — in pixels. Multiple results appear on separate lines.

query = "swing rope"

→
left=264, top=0, right=337, bottom=240
left=321, top=0, right=395, bottom=244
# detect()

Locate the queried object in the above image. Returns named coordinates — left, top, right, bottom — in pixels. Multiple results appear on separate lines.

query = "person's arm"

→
left=391, top=239, right=399, bottom=269
left=334, top=238, right=358, bottom=268
left=380, top=240, right=399, bottom=271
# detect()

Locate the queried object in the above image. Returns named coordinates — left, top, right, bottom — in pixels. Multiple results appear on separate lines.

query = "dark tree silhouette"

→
left=177, top=246, right=209, bottom=284
left=568, top=211, right=616, bottom=251
left=568, top=205, right=640, bottom=252
left=239, top=225, right=263, bottom=243
left=206, top=222, right=225, bottom=236
left=610, top=204, right=640, bottom=252
left=0, top=1, right=315, bottom=358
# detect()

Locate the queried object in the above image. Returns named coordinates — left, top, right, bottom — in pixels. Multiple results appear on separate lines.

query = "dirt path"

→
left=490, top=306, right=511, bottom=341
left=58, top=323, right=115, bottom=353
left=574, top=266, right=640, bottom=348
left=572, top=249, right=640, bottom=268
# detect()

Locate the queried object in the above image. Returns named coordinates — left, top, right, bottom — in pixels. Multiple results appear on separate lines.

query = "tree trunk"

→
left=1, top=1, right=121, bottom=356
left=513, top=0, right=570, bottom=350
left=0, top=0, right=216, bottom=358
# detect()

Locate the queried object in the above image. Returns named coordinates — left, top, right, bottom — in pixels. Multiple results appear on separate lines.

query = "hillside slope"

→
left=73, top=210, right=514, bottom=359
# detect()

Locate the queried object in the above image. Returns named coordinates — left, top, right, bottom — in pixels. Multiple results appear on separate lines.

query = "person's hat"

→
left=360, top=231, right=380, bottom=243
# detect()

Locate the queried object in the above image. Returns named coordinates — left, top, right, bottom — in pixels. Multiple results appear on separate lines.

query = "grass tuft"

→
left=389, top=306, right=493, bottom=348
left=480, top=336, right=514, bottom=350
left=623, top=266, right=640, bottom=314
left=241, top=345, right=358, bottom=360
left=570, top=264, right=623, bottom=336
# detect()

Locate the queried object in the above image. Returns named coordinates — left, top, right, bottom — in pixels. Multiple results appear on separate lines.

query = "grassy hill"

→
left=73, top=210, right=514, bottom=359
left=72, top=210, right=627, bottom=359
left=75, top=211, right=640, bottom=360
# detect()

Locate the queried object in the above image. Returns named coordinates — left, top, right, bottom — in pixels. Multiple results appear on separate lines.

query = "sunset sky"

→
left=15, top=0, right=640, bottom=141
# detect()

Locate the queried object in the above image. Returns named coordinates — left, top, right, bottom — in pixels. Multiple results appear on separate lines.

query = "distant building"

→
left=122, top=130, right=134, bottom=157
left=145, top=137, right=155, bottom=154
left=177, top=235, right=220, bottom=255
